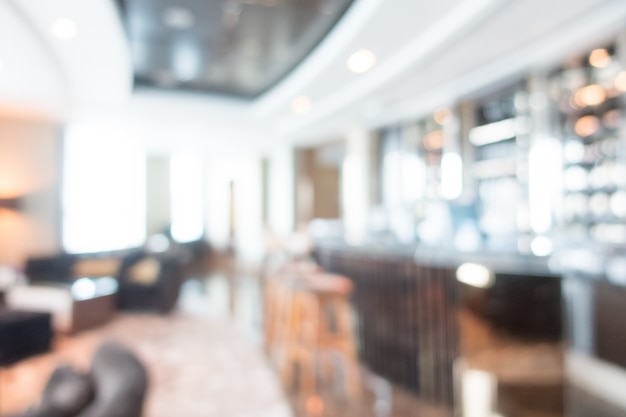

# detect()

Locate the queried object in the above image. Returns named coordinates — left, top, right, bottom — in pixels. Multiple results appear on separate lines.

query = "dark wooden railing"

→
left=314, top=245, right=458, bottom=408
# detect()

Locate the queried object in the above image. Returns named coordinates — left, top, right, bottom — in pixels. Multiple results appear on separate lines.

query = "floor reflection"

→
left=191, top=272, right=624, bottom=417
left=566, top=385, right=626, bottom=417
left=458, top=307, right=564, bottom=417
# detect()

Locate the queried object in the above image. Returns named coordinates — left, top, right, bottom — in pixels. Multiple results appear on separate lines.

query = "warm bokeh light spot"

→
left=589, top=48, right=611, bottom=68
left=456, top=263, right=494, bottom=288
left=434, top=108, right=452, bottom=125
left=305, top=395, right=324, bottom=416
left=424, top=130, right=444, bottom=151
left=574, top=84, right=606, bottom=107
left=574, top=115, right=600, bottom=137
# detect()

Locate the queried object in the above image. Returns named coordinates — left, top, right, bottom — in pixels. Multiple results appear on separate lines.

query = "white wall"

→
left=342, top=127, right=371, bottom=244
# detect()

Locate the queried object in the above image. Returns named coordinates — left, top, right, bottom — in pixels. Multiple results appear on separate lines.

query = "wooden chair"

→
left=279, top=272, right=361, bottom=398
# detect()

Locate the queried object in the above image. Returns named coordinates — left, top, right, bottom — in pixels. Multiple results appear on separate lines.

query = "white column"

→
left=205, top=156, right=231, bottom=249
left=342, top=126, right=371, bottom=244
left=267, top=144, right=295, bottom=238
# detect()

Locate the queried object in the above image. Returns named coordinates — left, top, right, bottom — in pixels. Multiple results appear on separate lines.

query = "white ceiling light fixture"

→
left=162, top=6, right=195, bottom=29
left=291, top=95, right=312, bottom=115
left=346, top=49, right=376, bottom=74
left=51, top=17, right=78, bottom=40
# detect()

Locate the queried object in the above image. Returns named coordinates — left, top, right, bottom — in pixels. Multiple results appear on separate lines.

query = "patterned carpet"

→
left=0, top=313, right=292, bottom=417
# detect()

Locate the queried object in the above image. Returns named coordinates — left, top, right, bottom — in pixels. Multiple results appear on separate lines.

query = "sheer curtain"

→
left=62, top=125, right=146, bottom=253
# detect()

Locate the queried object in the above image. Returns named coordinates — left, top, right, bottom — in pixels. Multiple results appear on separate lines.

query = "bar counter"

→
left=313, top=240, right=562, bottom=409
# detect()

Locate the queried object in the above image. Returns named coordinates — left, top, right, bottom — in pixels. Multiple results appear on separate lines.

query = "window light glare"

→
left=71, top=278, right=96, bottom=300
left=441, top=152, right=463, bottom=200
left=456, top=263, right=494, bottom=288
left=147, top=233, right=170, bottom=253
left=461, top=370, right=497, bottom=417
left=170, top=152, right=204, bottom=243
left=51, top=18, right=78, bottom=40
left=531, top=236, right=553, bottom=257
left=346, top=49, right=377, bottom=74
left=589, top=48, right=611, bottom=68
left=291, top=95, right=312, bottom=115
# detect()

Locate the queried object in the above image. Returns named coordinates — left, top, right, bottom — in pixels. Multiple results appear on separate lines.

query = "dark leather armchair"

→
left=24, top=255, right=78, bottom=284
left=7, top=342, right=147, bottom=417
left=117, top=251, right=184, bottom=314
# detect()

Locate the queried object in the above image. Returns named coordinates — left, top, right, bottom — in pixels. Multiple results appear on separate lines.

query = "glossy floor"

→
left=1, top=272, right=623, bottom=417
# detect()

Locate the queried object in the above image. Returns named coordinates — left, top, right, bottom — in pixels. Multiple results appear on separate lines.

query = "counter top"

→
left=313, top=239, right=555, bottom=277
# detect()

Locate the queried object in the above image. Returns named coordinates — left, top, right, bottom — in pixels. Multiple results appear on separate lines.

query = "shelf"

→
left=473, top=157, right=518, bottom=179
left=468, top=116, right=531, bottom=147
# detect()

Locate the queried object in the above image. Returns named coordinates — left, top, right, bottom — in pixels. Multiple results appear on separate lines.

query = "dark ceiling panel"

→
left=118, top=0, right=355, bottom=98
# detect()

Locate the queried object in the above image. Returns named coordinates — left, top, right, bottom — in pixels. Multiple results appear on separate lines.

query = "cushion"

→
left=6, top=286, right=73, bottom=332
left=127, top=258, right=161, bottom=286
left=72, top=258, right=121, bottom=279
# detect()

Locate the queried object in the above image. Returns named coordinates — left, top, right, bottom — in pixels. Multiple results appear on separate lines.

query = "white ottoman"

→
left=6, top=277, right=118, bottom=334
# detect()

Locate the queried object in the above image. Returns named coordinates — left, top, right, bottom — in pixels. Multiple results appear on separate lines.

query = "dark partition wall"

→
left=594, top=280, right=626, bottom=369
left=315, top=246, right=459, bottom=408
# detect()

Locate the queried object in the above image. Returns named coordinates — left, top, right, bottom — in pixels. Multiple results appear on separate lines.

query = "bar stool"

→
left=263, top=273, right=291, bottom=357
left=263, top=260, right=322, bottom=357
left=280, top=272, right=361, bottom=398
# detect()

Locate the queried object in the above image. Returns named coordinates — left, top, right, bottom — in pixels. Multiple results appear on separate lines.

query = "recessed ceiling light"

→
left=162, top=6, right=195, bottom=29
left=51, top=18, right=78, bottom=40
left=291, top=96, right=311, bottom=115
left=346, top=49, right=376, bottom=74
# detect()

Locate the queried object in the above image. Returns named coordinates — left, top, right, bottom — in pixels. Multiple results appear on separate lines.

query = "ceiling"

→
left=0, top=0, right=131, bottom=119
left=1, top=0, right=626, bottom=153
left=119, top=0, right=354, bottom=98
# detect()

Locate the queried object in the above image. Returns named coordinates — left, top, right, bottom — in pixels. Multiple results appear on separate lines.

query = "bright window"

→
left=62, top=125, right=146, bottom=253
left=170, top=151, right=204, bottom=242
